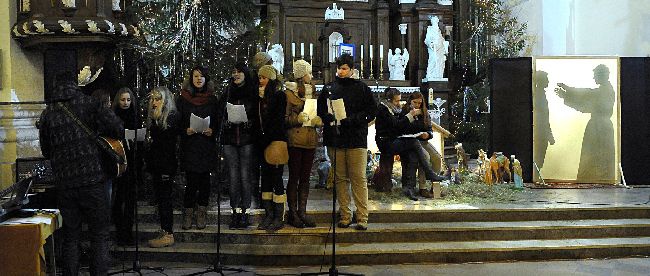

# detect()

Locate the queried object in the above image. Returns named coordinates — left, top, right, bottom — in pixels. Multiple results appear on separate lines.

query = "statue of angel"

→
left=388, top=48, right=409, bottom=80
left=268, top=44, right=285, bottom=74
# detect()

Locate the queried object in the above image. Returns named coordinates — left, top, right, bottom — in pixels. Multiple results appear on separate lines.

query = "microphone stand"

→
left=185, top=83, right=248, bottom=276
left=302, top=83, right=363, bottom=276
left=110, top=106, right=164, bottom=275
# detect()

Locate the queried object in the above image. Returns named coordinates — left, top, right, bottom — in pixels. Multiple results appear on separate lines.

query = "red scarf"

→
left=181, top=89, right=211, bottom=105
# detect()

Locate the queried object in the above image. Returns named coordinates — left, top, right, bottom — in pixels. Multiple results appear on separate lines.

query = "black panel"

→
left=489, top=58, right=533, bottom=182
left=620, top=57, right=650, bottom=185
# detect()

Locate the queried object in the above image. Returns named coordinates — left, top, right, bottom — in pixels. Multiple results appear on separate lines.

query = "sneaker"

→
left=148, top=230, right=174, bottom=248
left=337, top=221, right=351, bottom=228
left=355, top=224, right=368, bottom=231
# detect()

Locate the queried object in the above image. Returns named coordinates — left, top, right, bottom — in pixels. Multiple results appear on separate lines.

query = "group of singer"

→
left=37, top=53, right=445, bottom=275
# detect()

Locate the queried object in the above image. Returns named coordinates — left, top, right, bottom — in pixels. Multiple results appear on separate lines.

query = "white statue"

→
left=388, top=48, right=409, bottom=81
left=268, top=44, right=285, bottom=74
left=112, top=0, right=121, bottom=11
left=61, top=0, right=75, bottom=8
left=424, top=16, right=449, bottom=81
left=78, top=66, right=103, bottom=87
left=325, top=3, right=344, bottom=20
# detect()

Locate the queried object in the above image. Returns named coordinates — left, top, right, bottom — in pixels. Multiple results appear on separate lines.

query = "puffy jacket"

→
left=285, top=86, right=318, bottom=149
left=317, top=77, right=377, bottom=148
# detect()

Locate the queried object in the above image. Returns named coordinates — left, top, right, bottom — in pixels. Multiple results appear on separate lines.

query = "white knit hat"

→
left=293, top=60, right=312, bottom=79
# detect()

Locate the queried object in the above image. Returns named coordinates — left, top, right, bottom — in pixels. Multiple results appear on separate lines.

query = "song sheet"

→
left=226, top=103, right=248, bottom=124
left=190, top=113, right=210, bottom=133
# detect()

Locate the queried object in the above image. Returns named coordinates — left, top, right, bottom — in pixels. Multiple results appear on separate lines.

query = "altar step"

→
left=112, top=207, right=650, bottom=265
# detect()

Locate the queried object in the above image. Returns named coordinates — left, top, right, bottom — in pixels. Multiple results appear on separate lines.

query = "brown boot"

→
left=196, top=205, right=208, bottom=229
left=148, top=230, right=175, bottom=248
left=419, top=189, right=434, bottom=198
left=182, top=208, right=193, bottom=230
left=298, top=184, right=316, bottom=227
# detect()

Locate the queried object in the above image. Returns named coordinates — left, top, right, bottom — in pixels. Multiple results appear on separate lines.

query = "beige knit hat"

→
left=293, top=59, right=312, bottom=79
left=258, top=65, right=277, bottom=80
left=253, top=52, right=272, bottom=69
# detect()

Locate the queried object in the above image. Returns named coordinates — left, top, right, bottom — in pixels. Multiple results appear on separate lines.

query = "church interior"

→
left=1, top=0, right=650, bottom=275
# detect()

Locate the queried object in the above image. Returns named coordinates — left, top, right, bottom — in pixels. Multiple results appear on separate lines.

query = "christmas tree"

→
left=450, top=0, right=530, bottom=156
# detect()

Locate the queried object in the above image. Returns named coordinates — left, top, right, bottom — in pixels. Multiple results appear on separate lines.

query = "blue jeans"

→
left=57, top=182, right=111, bottom=276
left=224, top=144, right=255, bottom=210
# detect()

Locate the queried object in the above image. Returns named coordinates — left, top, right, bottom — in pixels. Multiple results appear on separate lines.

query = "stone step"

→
left=121, top=219, right=650, bottom=244
left=112, top=237, right=650, bottom=266
left=135, top=206, right=650, bottom=224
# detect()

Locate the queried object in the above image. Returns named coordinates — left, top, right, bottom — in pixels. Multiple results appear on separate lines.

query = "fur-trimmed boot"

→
left=257, top=192, right=274, bottom=230
left=182, top=208, right=193, bottom=230
left=196, top=205, right=208, bottom=229
left=268, top=194, right=286, bottom=231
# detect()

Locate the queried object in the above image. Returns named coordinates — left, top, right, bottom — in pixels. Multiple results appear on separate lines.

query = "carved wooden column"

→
left=377, top=1, right=390, bottom=80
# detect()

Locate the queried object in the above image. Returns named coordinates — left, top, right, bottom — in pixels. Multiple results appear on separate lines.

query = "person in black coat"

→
left=317, top=54, right=377, bottom=231
left=39, top=71, right=123, bottom=276
left=110, top=87, right=140, bottom=245
left=218, top=62, right=259, bottom=229
left=255, top=65, right=288, bottom=232
left=146, top=86, right=179, bottom=248
left=176, top=65, right=219, bottom=230
left=374, top=87, right=410, bottom=192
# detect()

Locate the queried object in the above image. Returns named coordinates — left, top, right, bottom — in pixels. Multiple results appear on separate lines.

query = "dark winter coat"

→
left=218, top=82, right=259, bottom=146
left=256, top=87, right=287, bottom=148
left=375, top=102, right=410, bottom=141
left=176, top=82, right=219, bottom=173
left=317, top=77, right=377, bottom=148
left=39, top=82, right=124, bottom=189
left=146, top=111, right=179, bottom=175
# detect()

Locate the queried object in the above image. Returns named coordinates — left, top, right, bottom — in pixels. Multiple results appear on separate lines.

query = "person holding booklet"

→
left=219, top=62, right=258, bottom=229
left=399, top=92, right=444, bottom=199
left=317, top=54, right=377, bottom=231
left=176, top=65, right=218, bottom=230
left=284, top=59, right=321, bottom=228
left=111, top=87, right=141, bottom=245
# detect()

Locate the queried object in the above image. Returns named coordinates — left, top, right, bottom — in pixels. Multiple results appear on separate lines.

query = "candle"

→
left=361, top=44, right=364, bottom=60
left=300, top=43, right=305, bottom=57
left=291, top=43, right=295, bottom=58
left=370, top=44, right=373, bottom=59
left=380, top=45, right=384, bottom=59
left=309, top=43, right=313, bottom=57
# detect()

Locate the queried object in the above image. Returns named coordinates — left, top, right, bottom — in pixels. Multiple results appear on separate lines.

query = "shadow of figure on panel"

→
left=555, top=64, right=615, bottom=182
left=534, top=70, right=554, bottom=171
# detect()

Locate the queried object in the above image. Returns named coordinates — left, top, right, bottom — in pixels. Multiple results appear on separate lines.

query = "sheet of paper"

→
left=327, top=98, right=347, bottom=126
left=226, top=103, right=248, bottom=124
left=302, top=99, right=318, bottom=127
left=125, top=128, right=147, bottom=142
left=125, top=129, right=135, bottom=141
left=190, top=113, right=210, bottom=133
left=398, top=132, right=428, bottom=139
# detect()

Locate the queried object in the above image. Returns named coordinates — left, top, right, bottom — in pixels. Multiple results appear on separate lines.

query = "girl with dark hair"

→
left=146, top=86, right=179, bottom=248
left=111, top=87, right=140, bottom=245
left=401, top=92, right=443, bottom=198
left=176, top=65, right=219, bottom=230
left=255, top=65, right=288, bottom=231
left=220, top=62, right=259, bottom=229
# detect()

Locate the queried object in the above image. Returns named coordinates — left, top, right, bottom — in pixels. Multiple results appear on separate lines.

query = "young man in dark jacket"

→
left=317, top=53, right=377, bottom=230
left=39, top=71, right=123, bottom=276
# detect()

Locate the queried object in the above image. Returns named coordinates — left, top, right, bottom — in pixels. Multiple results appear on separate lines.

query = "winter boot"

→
left=268, top=194, right=286, bottom=231
left=419, top=189, right=434, bottom=198
left=182, top=208, right=193, bottom=230
left=239, top=209, right=251, bottom=229
left=298, top=185, right=316, bottom=228
left=229, top=209, right=241, bottom=230
left=148, top=230, right=175, bottom=248
left=288, top=209, right=305, bottom=228
left=257, top=192, right=274, bottom=230
left=196, top=205, right=208, bottom=229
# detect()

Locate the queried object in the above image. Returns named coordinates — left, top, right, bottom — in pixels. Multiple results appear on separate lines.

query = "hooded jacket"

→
left=39, top=81, right=124, bottom=189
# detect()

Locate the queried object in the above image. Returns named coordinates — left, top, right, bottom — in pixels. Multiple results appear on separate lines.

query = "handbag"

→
left=264, top=141, right=289, bottom=165
left=57, top=102, right=127, bottom=178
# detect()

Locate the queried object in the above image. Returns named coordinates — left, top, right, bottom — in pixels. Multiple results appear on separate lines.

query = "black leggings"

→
left=184, top=171, right=211, bottom=207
